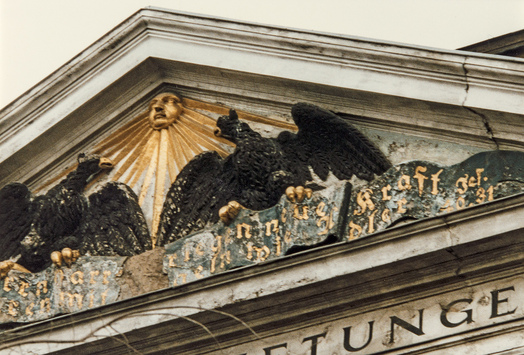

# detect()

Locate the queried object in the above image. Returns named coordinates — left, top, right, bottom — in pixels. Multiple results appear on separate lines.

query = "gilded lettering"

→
left=354, top=189, right=374, bottom=215
left=281, top=207, right=287, bottom=223
left=381, top=185, right=392, bottom=201
left=101, top=289, right=109, bottom=306
left=168, top=254, right=178, bottom=268
left=396, top=198, right=408, bottom=214
left=66, top=293, right=83, bottom=308
left=476, top=187, right=486, bottom=204
left=367, top=210, right=378, bottom=234
left=71, top=271, right=84, bottom=285
left=25, top=302, right=35, bottom=316
left=102, top=270, right=111, bottom=285
left=39, top=298, right=51, bottom=313
left=431, top=169, right=443, bottom=195
left=284, top=230, right=292, bottom=244
left=184, top=248, right=191, bottom=262
left=294, top=204, right=309, bottom=220
left=487, top=185, right=494, bottom=201
left=348, top=221, right=362, bottom=241
left=413, top=166, right=428, bottom=196
left=3, top=276, right=12, bottom=292
left=275, top=236, right=282, bottom=256
left=315, top=202, right=327, bottom=217
left=236, top=223, right=252, bottom=239
left=18, top=281, right=29, bottom=297
left=89, top=270, right=100, bottom=284
left=456, top=197, right=466, bottom=210
left=195, top=243, right=205, bottom=256
left=55, top=269, right=65, bottom=285
left=36, top=280, right=48, bottom=296
left=88, top=294, right=95, bottom=308
left=265, top=219, right=279, bottom=236
left=381, top=208, right=391, bottom=222
left=439, top=200, right=454, bottom=213
left=456, top=175, right=469, bottom=194
left=317, top=207, right=337, bottom=235
left=8, top=300, right=19, bottom=316
left=476, top=168, right=485, bottom=186
left=398, top=174, right=412, bottom=191
left=194, top=265, right=204, bottom=279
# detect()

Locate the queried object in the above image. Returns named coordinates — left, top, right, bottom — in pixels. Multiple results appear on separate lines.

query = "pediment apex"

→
left=1, top=8, right=524, bottom=188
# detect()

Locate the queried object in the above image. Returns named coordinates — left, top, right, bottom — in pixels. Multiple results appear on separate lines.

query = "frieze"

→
left=345, top=150, right=524, bottom=240
left=163, top=182, right=350, bottom=286
left=0, top=257, right=124, bottom=323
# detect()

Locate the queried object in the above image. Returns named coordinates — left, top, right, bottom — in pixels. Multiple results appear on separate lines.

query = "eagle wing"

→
left=78, top=182, right=152, bottom=256
left=278, top=103, right=391, bottom=182
left=0, top=183, right=35, bottom=261
left=157, top=151, right=236, bottom=246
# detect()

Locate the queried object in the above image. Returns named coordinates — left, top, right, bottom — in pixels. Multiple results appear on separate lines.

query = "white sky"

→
left=1, top=0, right=523, bottom=109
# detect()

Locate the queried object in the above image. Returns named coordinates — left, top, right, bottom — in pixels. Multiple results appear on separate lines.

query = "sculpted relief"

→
left=1, top=93, right=523, bottom=323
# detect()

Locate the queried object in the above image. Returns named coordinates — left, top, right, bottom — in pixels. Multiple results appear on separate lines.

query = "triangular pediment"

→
left=1, top=8, right=524, bottom=354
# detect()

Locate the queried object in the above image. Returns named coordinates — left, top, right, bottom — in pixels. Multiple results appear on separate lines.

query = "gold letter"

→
left=381, top=208, right=391, bottom=222
left=413, top=166, right=428, bottom=196
left=236, top=223, right=252, bottom=239
left=348, top=221, right=362, bottom=240
left=354, top=189, right=375, bottom=215
left=71, top=271, right=84, bottom=285
left=381, top=185, right=392, bottom=201
left=456, top=175, right=469, bottom=194
left=265, top=219, right=279, bottom=236
left=368, top=210, right=378, bottom=234
left=102, top=270, right=111, bottom=285
left=398, top=175, right=412, bottom=191
left=18, top=281, right=29, bottom=297
left=396, top=198, right=408, bottom=214
left=36, top=280, right=48, bottom=296
left=431, top=169, right=443, bottom=195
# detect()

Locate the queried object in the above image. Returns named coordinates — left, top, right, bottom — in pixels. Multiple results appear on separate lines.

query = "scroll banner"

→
left=0, top=257, right=124, bottom=323
left=164, top=182, right=351, bottom=286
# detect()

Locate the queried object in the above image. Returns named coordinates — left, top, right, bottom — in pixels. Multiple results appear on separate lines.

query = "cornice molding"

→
left=2, top=193, right=523, bottom=354
left=1, top=8, right=524, bottom=185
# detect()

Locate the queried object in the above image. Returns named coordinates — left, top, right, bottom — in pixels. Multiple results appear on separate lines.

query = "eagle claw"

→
left=51, top=248, right=80, bottom=268
left=285, top=186, right=313, bottom=203
left=0, top=261, right=31, bottom=278
left=219, top=201, right=242, bottom=225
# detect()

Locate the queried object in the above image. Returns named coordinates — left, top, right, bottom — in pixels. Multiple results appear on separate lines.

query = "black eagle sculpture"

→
left=156, top=103, right=391, bottom=246
left=0, top=154, right=151, bottom=274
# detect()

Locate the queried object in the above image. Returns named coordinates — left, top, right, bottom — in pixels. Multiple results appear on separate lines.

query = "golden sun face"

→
left=38, top=93, right=297, bottom=245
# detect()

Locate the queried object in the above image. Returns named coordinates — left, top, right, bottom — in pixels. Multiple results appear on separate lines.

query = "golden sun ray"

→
left=36, top=93, right=298, bottom=246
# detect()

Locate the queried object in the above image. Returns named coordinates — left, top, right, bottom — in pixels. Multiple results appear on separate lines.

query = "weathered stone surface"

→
left=116, top=247, right=168, bottom=301
left=345, top=150, right=524, bottom=240
left=164, top=181, right=350, bottom=286
left=0, top=256, right=124, bottom=324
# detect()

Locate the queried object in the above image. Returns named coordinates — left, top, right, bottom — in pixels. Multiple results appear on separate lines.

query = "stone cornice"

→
left=1, top=8, right=524, bottom=185
left=2, top=193, right=523, bottom=354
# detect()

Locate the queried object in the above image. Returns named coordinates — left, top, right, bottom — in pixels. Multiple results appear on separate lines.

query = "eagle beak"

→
left=214, top=127, right=222, bottom=137
left=98, top=158, right=114, bottom=169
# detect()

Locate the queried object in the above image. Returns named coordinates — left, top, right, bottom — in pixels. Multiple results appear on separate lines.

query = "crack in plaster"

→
left=461, top=58, right=500, bottom=149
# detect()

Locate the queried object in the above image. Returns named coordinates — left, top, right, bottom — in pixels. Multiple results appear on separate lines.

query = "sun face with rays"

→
left=38, top=93, right=298, bottom=246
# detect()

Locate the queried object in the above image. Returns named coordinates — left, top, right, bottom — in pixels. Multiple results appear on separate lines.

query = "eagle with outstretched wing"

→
left=156, top=103, right=391, bottom=246
left=0, top=154, right=151, bottom=274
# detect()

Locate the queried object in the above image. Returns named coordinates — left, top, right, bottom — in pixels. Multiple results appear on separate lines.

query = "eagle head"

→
left=214, top=109, right=253, bottom=143
left=76, top=153, right=114, bottom=175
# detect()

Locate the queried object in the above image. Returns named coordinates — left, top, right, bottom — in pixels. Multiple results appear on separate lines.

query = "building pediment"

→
left=1, top=7, right=524, bottom=354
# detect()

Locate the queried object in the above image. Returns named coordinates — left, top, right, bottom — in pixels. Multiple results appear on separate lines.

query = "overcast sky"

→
left=1, top=0, right=523, bottom=109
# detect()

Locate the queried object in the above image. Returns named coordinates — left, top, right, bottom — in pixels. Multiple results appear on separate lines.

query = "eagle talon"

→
left=285, top=186, right=313, bottom=203
left=219, top=201, right=242, bottom=225
left=51, top=248, right=80, bottom=268
left=0, top=261, right=31, bottom=279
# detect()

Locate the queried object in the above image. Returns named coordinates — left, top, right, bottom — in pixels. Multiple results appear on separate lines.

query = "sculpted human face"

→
left=148, top=94, right=182, bottom=130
